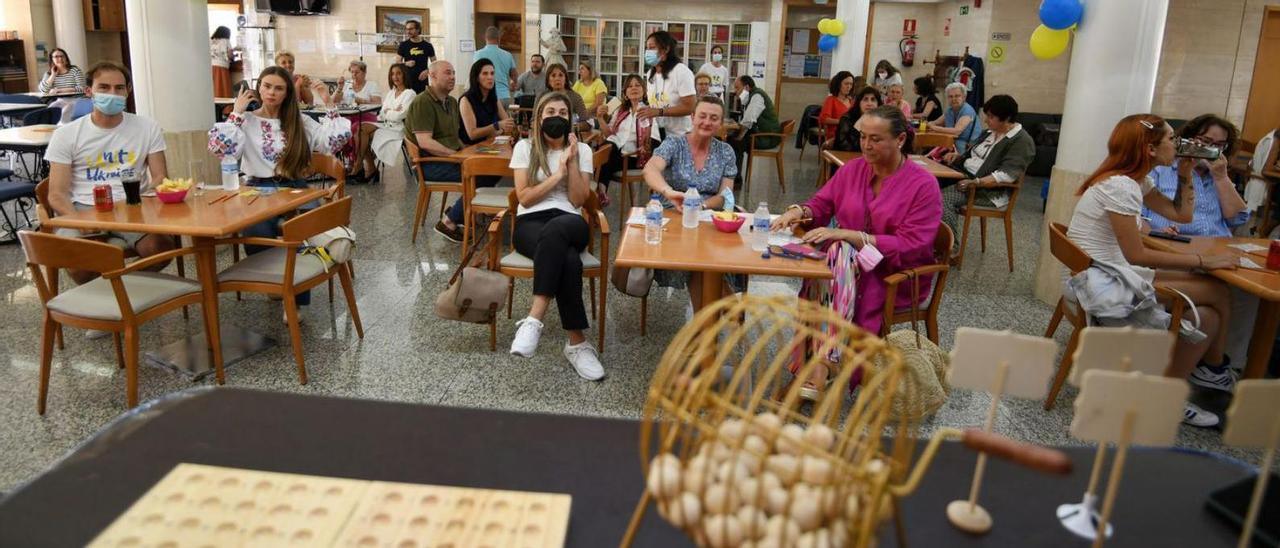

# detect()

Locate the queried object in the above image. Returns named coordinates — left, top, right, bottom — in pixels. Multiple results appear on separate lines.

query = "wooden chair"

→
left=461, top=156, right=514, bottom=256
left=405, top=137, right=463, bottom=243
left=797, top=113, right=825, bottom=163
left=307, top=152, right=347, bottom=201
left=214, top=197, right=363, bottom=385
left=913, top=132, right=955, bottom=154
left=880, top=224, right=954, bottom=343
left=955, top=176, right=1023, bottom=272
left=588, top=143, right=613, bottom=205
left=487, top=190, right=610, bottom=352
left=610, top=150, right=649, bottom=228
left=1042, top=222, right=1185, bottom=410
left=744, top=119, right=797, bottom=204
left=19, top=230, right=214, bottom=413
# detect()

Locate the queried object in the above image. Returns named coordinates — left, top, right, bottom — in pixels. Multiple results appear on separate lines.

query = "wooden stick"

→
left=1093, top=409, right=1134, bottom=548
left=1084, top=443, right=1108, bottom=499
left=967, top=361, right=1009, bottom=511
left=247, top=194, right=260, bottom=206
left=1237, top=418, right=1280, bottom=548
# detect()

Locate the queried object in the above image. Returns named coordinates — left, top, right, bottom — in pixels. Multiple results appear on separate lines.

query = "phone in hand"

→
left=1175, top=138, right=1220, bottom=160
left=1148, top=231, right=1192, bottom=243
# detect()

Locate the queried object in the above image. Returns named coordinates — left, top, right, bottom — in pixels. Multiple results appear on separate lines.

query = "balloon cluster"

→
left=817, top=18, right=845, bottom=53
left=1030, top=0, right=1083, bottom=60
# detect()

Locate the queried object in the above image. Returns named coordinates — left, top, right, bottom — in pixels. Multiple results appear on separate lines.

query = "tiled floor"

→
left=0, top=145, right=1264, bottom=493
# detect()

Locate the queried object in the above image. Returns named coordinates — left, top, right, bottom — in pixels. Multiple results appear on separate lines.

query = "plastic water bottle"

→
left=751, top=202, right=771, bottom=251
left=343, top=86, right=356, bottom=107
left=682, top=188, right=702, bottom=229
left=644, top=194, right=663, bottom=245
left=221, top=156, right=240, bottom=191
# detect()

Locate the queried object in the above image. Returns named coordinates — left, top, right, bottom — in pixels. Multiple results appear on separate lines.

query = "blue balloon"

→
left=1039, top=0, right=1083, bottom=30
left=818, top=34, right=838, bottom=53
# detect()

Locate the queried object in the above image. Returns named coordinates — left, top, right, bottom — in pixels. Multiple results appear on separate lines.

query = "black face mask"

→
left=541, top=116, right=571, bottom=139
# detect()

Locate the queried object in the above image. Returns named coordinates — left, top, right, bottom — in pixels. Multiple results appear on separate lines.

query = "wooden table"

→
left=0, top=102, right=45, bottom=116
left=43, top=187, right=330, bottom=379
left=717, top=120, right=741, bottom=140
left=614, top=208, right=830, bottom=310
left=822, top=150, right=966, bottom=180
left=1143, top=235, right=1280, bottom=378
left=451, top=138, right=515, bottom=161
left=0, top=124, right=56, bottom=181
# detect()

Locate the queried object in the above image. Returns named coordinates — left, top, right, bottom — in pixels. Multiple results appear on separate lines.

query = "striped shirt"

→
left=1142, top=163, right=1250, bottom=237
left=38, top=66, right=86, bottom=94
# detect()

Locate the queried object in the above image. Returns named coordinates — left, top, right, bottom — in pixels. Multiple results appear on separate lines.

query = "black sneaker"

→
left=434, top=220, right=463, bottom=243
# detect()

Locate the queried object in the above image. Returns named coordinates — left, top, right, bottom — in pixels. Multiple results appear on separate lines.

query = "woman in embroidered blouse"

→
left=597, top=73, right=658, bottom=204
left=207, top=66, right=350, bottom=312
left=828, top=86, right=882, bottom=153
left=364, top=63, right=416, bottom=178
left=459, top=58, right=515, bottom=146
left=772, top=106, right=941, bottom=400
left=643, top=96, right=740, bottom=300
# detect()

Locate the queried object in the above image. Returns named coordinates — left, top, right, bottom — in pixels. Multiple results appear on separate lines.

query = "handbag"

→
left=872, top=269, right=951, bottom=421
left=302, top=226, right=356, bottom=271
left=434, top=233, right=510, bottom=324
left=612, top=265, right=654, bottom=298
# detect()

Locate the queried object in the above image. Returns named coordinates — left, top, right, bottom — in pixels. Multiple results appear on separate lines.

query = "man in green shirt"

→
left=403, top=60, right=472, bottom=242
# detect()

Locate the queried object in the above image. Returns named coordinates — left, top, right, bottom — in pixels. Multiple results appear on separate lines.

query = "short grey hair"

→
left=945, top=82, right=968, bottom=95
left=348, top=60, right=367, bottom=73
left=485, top=26, right=500, bottom=42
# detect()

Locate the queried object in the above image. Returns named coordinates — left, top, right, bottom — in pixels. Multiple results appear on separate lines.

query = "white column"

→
left=832, top=0, right=871, bottom=77
left=51, top=0, right=87, bottom=71
left=441, top=0, right=475, bottom=94
left=1033, top=0, right=1169, bottom=303
left=123, top=0, right=213, bottom=132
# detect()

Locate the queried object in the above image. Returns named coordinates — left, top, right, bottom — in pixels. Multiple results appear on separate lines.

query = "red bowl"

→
left=711, top=213, right=746, bottom=233
left=156, top=189, right=189, bottom=204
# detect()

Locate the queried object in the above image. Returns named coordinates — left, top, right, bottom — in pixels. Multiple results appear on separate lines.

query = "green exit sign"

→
left=960, top=5, right=970, bottom=15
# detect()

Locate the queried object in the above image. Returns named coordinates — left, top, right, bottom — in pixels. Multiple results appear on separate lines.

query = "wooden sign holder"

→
left=1222, top=379, right=1280, bottom=548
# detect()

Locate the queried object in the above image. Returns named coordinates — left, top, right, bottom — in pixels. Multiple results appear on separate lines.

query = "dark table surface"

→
left=0, top=388, right=1252, bottom=547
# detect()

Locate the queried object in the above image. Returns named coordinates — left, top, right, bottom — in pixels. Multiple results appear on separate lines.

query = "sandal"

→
left=797, top=364, right=834, bottom=402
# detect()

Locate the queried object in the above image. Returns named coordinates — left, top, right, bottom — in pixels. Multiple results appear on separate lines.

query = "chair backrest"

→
left=780, top=119, right=797, bottom=137
left=1048, top=222, right=1091, bottom=274
left=23, top=107, right=60, bottom=126
left=462, top=155, right=513, bottom=197
left=282, top=195, right=353, bottom=242
left=0, top=93, right=43, bottom=105
left=933, top=223, right=955, bottom=263
left=307, top=153, right=346, bottom=198
left=591, top=143, right=612, bottom=178
left=34, top=178, right=54, bottom=223
left=914, top=133, right=953, bottom=154
left=69, top=98, right=93, bottom=122
left=19, top=230, right=125, bottom=274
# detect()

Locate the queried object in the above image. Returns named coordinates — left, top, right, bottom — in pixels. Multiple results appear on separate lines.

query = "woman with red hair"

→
left=1065, top=114, right=1237, bottom=427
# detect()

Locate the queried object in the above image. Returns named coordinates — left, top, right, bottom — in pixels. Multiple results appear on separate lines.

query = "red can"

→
left=93, top=184, right=114, bottom=212
left=1268, top=240, right=1280, bottom=271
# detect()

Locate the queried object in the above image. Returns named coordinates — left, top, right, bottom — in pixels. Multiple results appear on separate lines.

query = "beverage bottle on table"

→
left=343, top=87, right=356, bottom=107
left=682, top=188, right=702, bottom=229
left=645, top=194, right=663, bottom=245
left=221, top=156, right=240, bottom=191
left=751, top=202, right=771, bottom=251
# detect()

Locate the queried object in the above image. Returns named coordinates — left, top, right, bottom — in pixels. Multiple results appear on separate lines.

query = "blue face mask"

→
left=644, top=49, right=659, bottom=66
left=92, top=92, right=127, bottom=115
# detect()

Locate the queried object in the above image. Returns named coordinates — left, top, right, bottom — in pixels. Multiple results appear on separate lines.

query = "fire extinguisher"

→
left=900, top=36, right=917, bottom=67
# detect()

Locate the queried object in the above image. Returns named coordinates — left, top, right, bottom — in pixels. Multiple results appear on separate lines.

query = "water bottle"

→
left=751, top=202, right=771, bottom=251
left=221, top=156, right=240, bottom=191
left=343, top=85, right=356, bottom=107
left=644, top=194, right=663, bottom=245
left=682, top=187, right=702, bottom=229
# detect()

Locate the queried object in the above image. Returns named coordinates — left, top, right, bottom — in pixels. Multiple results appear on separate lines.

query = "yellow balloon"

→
left=1029, top=24, right=1070, bottom=60
left=829, top=19, right=846, bottom=36
left=817, top=19, right=832, bottom=35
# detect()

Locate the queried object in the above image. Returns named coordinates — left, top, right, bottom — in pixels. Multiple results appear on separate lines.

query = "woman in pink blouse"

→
left=772, top=105, right=942, bottom=399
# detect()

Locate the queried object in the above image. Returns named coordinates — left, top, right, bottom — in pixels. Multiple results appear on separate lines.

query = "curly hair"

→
left=1178, top=114, right=1239, bottom=158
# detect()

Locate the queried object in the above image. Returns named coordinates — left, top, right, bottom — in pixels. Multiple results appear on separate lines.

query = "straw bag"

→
left=871, top=270, right=951, bottom=421
left=435, top=234, right=509, bottom=324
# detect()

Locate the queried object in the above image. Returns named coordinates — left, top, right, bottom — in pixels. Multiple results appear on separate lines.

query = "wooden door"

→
left=1243, top=6, right=1280, bottom=143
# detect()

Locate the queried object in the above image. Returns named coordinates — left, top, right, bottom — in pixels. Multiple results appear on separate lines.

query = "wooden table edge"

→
left=1142, top=235, right=1280, bottom=301
left=42, top=188, right=329, bottom=239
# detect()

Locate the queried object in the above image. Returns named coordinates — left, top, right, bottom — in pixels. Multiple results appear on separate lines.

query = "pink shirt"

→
left=803, top=156, right=942, bottom=333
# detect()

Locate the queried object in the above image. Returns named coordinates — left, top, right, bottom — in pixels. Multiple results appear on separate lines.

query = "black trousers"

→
left=599, top=144, right=645, bottom=189
left=513, top=209, right=591, bottom=331
left=728, top=128, right=756, bottom=184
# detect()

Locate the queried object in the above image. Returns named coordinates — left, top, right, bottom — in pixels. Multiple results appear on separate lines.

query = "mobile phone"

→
left=1149, top=231, right=1192, bottom=243
left=1175, top=138, right=1220, bottom=160
left=781, top=243, right=827, bottom=260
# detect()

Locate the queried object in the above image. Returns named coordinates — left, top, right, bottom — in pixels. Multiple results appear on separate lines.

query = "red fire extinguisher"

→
left=900, top=36, right=917, bottom=67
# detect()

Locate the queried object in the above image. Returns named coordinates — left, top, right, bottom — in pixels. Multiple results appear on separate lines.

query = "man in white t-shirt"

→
left=45, top=60, right=175, bottom=284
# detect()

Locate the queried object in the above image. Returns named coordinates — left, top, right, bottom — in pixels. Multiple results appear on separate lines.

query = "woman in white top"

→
left=38, top=48, right=85, bottom=95
left=210, top=26, right=233, bottom=98
left=597, top=73, right=658, bottom=203
left=1066, top=114, right=1237, bottom=427
left=207, top=66, right=350, bottom=311
left=507, top=92, right=604, bottom=381
left=697, top=45, right=731, bottom=101
left=335, top=61, right=382, bottom=179
left=640, top=30, right=696, bottom=138
left=872, top=60, right=903, bottom=98
left=363, top=63, right=417, bottom=181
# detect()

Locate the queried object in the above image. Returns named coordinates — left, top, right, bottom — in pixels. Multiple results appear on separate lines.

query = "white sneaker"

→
left=85, top=329, right=111, bottom=340
left=1189, top=362, right=1236, bottom=392
left=510, top=317, right=544, bottom=358
left=563, top=341, right=605, bottom=381
left=1182, top=402, right=1220, bottom=428
left=283, top=305, right=307, bottom=324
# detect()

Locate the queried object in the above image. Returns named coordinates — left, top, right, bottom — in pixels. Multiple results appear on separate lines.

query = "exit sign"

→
left=960, top=5, right=970, bottom=15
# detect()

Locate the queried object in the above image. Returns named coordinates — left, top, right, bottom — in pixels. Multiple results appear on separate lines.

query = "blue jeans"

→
left=422, top=161, right=501, bottom=226
left=244, top=178, right=318, bottom=305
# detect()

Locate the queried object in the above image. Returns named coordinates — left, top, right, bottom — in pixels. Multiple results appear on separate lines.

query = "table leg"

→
left=195, top=237, right=225, bottom=383
left=693, top=271, right=724, bottom=313
left=1244, top=299, right=1279, bottom=379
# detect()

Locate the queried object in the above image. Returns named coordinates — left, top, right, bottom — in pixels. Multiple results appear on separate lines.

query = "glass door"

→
left=560, top=17, right=578, bottom=72
left=623, top=21, right=644, bottom=75
left=601, top=20, right=621, bottom=94
left=730, top=23, right=751, bottom=78
left=687, top=24, right=709, bottom=73
left=667, top=23, right=686, bottom=61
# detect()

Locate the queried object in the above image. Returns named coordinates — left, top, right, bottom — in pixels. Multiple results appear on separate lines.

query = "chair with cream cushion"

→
left=462, top=155, right=515, bottom=256
left=215, top=197, right=362, bottom=384
left=19, top=230, right=215, bottom=413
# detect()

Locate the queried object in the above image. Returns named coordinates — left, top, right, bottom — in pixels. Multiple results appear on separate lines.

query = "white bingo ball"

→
left=760, top=471, right=784, bottom=493
left=683, top=455, right=710, bottom=495
left=665, top=491, right=702, bottom=528
left=776, top=423, right=806, bottom=456
left=647, top=453, right=682, bottom=499
left=703, top=483, right=739, bottom=515
left=829, top=519, right=850, bottom=548
left=716, top=459, right=750, bottom=485
left=735, top=477, right=762, bottom=506
left=865, top=458, right=887, bottom=477
left=801, top=455, right=834, bottom=486
left=703, top=514, right=745, bottom=548
left=817, top=486, right=841, bottom=519
left=743, top=434, right=770, bottom=458
left=718, top=419, right=748, bottom=444
left=765, top=454, right=801, bottom=486
left=764, top=485, right=790, bottom=516
left=843, top=493, right=862, bottom=522
left=736, top=504, right=769, bottom=540
left=752, top=412, right=783, bottom=439
left=803, top=424, right=836, bottom=452
left=765, top=514, right=802, bottom=545
left=789, top=484, right=823, bottom=531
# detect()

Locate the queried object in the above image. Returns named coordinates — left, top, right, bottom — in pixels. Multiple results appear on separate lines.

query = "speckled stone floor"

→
left=0, top=145, right=1267, bottom=494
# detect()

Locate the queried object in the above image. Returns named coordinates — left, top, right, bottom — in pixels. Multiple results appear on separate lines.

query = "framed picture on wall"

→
left=495, top=15, right=522, bottom=52
left=375, top=6, right=429, bottom=53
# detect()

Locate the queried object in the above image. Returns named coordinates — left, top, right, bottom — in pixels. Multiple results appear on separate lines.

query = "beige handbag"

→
left=434, top=235, right=509, bottom=324
left=870, top=271, right=951, bottom=421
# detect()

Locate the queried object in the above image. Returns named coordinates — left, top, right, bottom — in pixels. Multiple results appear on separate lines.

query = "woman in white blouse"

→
left=596, top=73, right=657, bottom=205
left=335, top=61, right=381, bottom=180
left=207, top=66, right=350, bottom=312
left=363, top=63, right=416, bottom=182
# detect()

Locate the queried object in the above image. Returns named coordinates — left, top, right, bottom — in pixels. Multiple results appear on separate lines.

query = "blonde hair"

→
left=274, top=51, right=295, bottom=65
left=526, top=92, right=573, bottom=181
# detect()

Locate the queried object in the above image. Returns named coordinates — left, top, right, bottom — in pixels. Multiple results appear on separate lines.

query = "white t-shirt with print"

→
left=1066, top=174, right=1155, bottom=277
left=45, top=113, right=167, bottom=206
left=697, top=63, right=731, bottom=98
left=648, top=63, right=696, bottom=137
left=509, top=139, right=594, bottom=216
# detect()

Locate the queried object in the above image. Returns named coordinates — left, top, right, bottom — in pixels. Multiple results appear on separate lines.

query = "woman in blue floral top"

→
left=642, top=95, right=743, bottom=295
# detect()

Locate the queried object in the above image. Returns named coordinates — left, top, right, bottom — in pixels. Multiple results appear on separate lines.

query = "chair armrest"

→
left=1153, top=284, right=1187, bottom=332
left=104, top=247, right=202, bottom=278
left=486, top=210, right=509, bottom=235
left=972, top=180, right=1021, bottom=190
left=750, top=132, right=786, bottom=142
left=212, top=236, right=300, bottom=249
left=881, top=264, right=950, bottom=323
left=413, top=156, right=461, bottom=166
left=595, top=211, right=611, bottom=235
